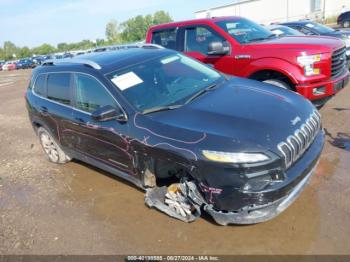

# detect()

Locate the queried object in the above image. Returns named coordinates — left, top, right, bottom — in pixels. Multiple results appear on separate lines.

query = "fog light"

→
left=313, top=86, right=325, bottom=95
left=242, top=175, right=272, bottom=192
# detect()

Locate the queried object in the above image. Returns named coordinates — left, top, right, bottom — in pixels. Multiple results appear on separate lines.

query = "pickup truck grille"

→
left=277, top=111, right=321, bottom=169
left=331, top=47, right=347, bottom=78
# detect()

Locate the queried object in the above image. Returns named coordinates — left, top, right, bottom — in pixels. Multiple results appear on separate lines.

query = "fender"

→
left=244, top=57, right=303, bottom=84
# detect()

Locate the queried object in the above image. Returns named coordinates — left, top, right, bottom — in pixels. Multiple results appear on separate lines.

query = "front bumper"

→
left=202, top=129, right=324, bottom=225
left=295, top=70, right=349, bottom=102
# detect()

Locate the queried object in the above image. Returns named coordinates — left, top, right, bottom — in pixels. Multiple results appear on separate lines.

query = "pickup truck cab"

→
left=146, top=17, right=350, bottom=107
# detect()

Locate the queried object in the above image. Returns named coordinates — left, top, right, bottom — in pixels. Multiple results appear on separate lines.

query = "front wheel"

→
left=38, top=127, right=71, bottom=164
left=262, top=79, right=291, bottom=90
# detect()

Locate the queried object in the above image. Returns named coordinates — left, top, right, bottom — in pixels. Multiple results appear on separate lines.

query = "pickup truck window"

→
left=152, top=28, right=177, bottom=50
left=216, top=18, right=273, bottom=44
left=185, top=26, right=225, bottom=54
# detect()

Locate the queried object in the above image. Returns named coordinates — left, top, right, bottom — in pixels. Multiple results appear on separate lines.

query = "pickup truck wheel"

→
left=263, top=79, right=291, bottom=90
left=343, top=21, right=350, bottom=28
left=38, top=127, right=71, bottom=164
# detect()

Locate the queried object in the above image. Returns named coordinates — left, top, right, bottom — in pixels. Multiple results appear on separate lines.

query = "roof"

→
left=38, top=47, right=175, bottom=74
left=281, top=20, right=313, bottom=25
left=149, top=16, right=242, bottom=31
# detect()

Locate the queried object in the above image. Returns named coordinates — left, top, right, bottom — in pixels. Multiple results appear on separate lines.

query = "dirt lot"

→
left=0, top=69, right=349, bottom=255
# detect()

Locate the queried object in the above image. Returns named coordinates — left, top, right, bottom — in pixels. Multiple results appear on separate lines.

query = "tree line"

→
left=0, top=11, right=172, bottom=61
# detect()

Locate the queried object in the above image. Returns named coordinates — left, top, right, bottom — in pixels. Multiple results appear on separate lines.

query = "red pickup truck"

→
left=146, top=17, right=349, bottom=107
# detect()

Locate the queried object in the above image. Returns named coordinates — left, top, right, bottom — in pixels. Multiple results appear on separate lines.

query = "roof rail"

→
left=42, top=59, right=101, bottom=70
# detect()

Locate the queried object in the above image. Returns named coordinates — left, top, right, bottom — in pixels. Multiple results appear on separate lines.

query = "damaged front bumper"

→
left=145, top=130, right=324, bottom=225
left=204, top=163, right=316, bottom=225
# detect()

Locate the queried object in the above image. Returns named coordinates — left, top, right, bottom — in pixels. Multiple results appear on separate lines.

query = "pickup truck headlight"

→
left=202, top=150, right=270, bottom=164
left=297, top=54, right=322, bottom=76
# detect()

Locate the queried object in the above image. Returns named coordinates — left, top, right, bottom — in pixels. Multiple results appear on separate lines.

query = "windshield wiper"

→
left=142, top=104, right=183, bottom=115
left=184, top=83, right=218, bottom=105
left=248, top=34, right=277, bottom=42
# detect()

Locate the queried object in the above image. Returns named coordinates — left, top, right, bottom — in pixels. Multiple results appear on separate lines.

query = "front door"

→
left=68, top=73, right=132, bottom=173
left=182, top=25, right=235, bottom=75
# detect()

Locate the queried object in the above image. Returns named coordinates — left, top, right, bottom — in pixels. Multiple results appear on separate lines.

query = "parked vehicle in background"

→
left=281, top=20, right=350, bottom=58
left=25, top=46, right=324, bottom=225
left=337, top=11, right=350, bottom=28
left=2, top=61, right=17, bottom=71
left=16, top=58, right=35, bottom=69
left=0, top=60, right=5, bottom=71
left=147, top=17, right=349, bottom=108
left=266, top=24, right=304, bottom=37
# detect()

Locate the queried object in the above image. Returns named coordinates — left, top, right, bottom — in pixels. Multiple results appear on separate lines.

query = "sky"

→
left=0, top=0, right=233, bottom=48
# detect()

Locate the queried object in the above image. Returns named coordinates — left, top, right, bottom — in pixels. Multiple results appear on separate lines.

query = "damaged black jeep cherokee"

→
left=25, top=44, right=325, bottom=225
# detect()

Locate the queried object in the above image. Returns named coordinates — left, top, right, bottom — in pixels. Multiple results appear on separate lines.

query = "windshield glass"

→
left=305, top=22, right=335, bottom=34
left=107, top=53, right=223, bottom=112
left=269, top=26, right=304, bottom=36
left=216, top=18, right=273, bottom=43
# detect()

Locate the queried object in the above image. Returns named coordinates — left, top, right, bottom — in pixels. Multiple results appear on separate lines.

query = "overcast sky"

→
left=0, top=0, right=232, bottom=47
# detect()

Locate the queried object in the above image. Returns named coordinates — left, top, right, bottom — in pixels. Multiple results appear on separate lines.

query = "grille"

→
left=277, top=111, right=321, bottom=169
left=331, top=47, right=347, bottom=78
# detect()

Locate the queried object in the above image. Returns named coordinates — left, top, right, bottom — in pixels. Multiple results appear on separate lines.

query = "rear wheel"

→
left=262, top=79, right=291, bottom=90
left=38, top=127, right=71, bottom=164
left=343, top=20, right=350, bottom=28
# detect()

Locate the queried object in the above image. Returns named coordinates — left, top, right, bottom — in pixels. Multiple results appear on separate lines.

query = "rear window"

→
left=152, top=28, right=177, bottom=50
left=34, top=74, right=46, bottom=97
left=47, top=73, right=71, bottom=105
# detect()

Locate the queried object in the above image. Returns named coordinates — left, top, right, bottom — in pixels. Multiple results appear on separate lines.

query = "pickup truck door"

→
left=182, top=25, right=235, bottom=75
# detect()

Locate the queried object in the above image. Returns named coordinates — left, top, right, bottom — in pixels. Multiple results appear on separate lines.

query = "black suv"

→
left=26, top=45, right=324, bottom=225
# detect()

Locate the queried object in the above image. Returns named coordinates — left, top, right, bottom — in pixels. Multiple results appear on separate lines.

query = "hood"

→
left=147, top=78, right=317, bottom=156
left=245, top=35, right=344, bottom=53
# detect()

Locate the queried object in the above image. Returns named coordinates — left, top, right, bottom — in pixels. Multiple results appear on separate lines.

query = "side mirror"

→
left=207, top=41, right=230, bottom=56
left=91, top=105, right=127, bottom=122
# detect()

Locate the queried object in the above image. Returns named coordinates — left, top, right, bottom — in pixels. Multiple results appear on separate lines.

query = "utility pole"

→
left=323, top=0, right=326, bottom=22
left=286, top=0, right=289, bottom=22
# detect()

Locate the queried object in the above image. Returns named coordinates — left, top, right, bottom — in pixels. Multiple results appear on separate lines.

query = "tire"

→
left=262, top=79, right=291, bottom=90
left=37, top=127, right=71, bottom=164
left=343, top=20, right=350, bottom=28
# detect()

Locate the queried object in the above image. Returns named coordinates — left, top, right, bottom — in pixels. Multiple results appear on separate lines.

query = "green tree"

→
left=120, top=11, right=173, bottom=43
left=19, top=46, right=31, bottom=58
left=32, top=43, right=56, bottom=55
left=152, top=11, right=172, bottom=25
left=3, top=41, right=18, bottom=60
left=57, top=42, right=69, bottom=52
left=105, top=19, right=120, bottom=44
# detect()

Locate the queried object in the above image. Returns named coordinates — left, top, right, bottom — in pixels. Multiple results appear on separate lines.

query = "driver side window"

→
left=185, top=26, right=225, bottom=54
left=74, top=74, right=117, bottom=113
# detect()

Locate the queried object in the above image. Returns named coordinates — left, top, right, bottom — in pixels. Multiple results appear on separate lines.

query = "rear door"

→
left=35, top=72, right=75, bottom=148
left=69, top=73, right=132, bottom=172
left=151, top=27, right=180, bottom=51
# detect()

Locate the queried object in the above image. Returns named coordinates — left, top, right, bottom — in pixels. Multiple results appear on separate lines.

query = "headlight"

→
left=297, top=54, right=322, bottom=76
left=202, top=150, right=270, bottom=164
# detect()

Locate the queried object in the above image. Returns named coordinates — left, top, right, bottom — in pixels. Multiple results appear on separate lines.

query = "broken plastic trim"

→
left=144, top=181, right=206, bottom=223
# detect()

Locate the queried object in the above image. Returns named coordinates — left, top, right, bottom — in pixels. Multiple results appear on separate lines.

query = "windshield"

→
left=269, top=26, right=304, bottom=36
left=305, top=22, right=335, bottom=34
left=216, top=18, right=274, bottom=44
left=107, top=53, right=223, bottom=112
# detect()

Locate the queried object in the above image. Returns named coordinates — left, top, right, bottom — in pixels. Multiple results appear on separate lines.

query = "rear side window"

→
left=34, top=74, right=46, bottom=97
left=74, top=74, right=117, bottom=113
left=47, top=73, right=71, bottom=105
left=152, top=28, right=177, bottom=50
